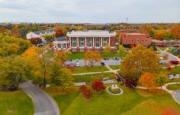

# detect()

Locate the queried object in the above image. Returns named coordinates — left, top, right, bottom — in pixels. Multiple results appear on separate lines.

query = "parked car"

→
left=65, top=63, right=76, bottom=68
left=170, top=60, right=179, bottom=65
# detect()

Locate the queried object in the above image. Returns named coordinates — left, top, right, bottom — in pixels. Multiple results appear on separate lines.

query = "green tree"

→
left=50, top=63, right=74, bottom=88
left=0, top=57, right=32, bottom=90
left=102, top=46, right=112, bottom=58
left=118, top=45, right=127, bottom=58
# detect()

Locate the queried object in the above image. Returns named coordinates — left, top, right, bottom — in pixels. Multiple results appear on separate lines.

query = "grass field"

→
left=109, top=65, right=120, bottom=70
left=0, top=91, right=33, bottom=115
left=69, top=52, right=120, bottom=60
left=167, top=84, right=180, bottom=90
left=47, top=87, right=180, bottom=115
left=74, top=73, right=115, bottom=82
left=72, top=66, right=108, bottom=74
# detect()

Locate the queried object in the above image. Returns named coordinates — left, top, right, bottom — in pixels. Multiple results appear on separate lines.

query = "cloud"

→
left=0, top=0, right=179, bottom=23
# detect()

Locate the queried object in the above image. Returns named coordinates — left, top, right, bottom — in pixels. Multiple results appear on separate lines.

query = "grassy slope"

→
left=47, top=87, right=180, bottom=115
left=0, top=91, right=33, bottom=115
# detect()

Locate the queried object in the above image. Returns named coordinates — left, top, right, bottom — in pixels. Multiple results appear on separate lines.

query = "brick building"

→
left=120, top=32, right=152, bottom=47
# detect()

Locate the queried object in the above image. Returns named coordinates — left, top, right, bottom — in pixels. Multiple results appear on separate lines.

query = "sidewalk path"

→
left=72, top=69, right=119, bottom=76
left=137, top=82, right=180, bottom=104
left=20, top=81, right=60, bottom=115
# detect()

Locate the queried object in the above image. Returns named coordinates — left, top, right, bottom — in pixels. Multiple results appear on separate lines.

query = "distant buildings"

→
left=27, top=29, right=179, bottom=52
left=152, top=39, right=180, bottom=47
left=26, top=29, right=55, bottom=42
left=119, top=32, right=152, bottom=47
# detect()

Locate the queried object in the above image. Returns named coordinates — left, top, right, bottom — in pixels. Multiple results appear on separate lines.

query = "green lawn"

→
left=170, top=66, right=180, bottom=74
left=72, top=66, right=108, bottom=74
left=74, top=73, right=115, bottom=82
left=69, top=52, right=84, bottom=60
left=109, top=65, right=120, bottom=70
left=167, top=84, right=180, bottom=90
left=47, top=87, right=180, bottom=115
left=69, top=52, right=120, bottom=60
left=0, top=91, right=33, bottom=115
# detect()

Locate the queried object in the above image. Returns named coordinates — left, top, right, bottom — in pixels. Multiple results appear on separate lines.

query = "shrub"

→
left=92, top=80, right=105, bottom=92
left=80, top=85, right=92, bottom=99
left=139, top=72, right=157, bottom=88
left=125, top=78, right=137, bottom=88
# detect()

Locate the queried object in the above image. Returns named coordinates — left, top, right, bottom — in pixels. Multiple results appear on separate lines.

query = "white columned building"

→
left=66, top=30, right=116, bottom=52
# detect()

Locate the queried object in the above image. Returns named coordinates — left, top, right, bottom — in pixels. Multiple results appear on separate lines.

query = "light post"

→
left=39, top=48, right=48, bottom=88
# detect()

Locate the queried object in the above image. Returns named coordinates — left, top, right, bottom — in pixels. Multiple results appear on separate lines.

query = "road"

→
left=20, top=81, right=60, bottom=115
left=159, top=49, right=180, bottom=62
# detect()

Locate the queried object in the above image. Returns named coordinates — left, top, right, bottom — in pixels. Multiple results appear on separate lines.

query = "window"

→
left=86, top=38, right=93, bottom=47
left=79, top=37, right=85, bottom=47
left=95, top=37, right=101, bottom=47
left=71, top=38, right=77, bottom=47
left=62, top=44, right=66, bottom=48
left=57, top=44, right=61, bottom=48
left=102, top=37, right=109, bottom=47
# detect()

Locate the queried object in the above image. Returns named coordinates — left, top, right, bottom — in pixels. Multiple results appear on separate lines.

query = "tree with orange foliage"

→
left=84, top=50, right=102, bottom=66
left=55, top=50, right=70, bottom=64
left=139, top=72, right=157, bottom=88
left=170, top=25, right=180, bottom=39
left=55, top=26, right=64, bottom=37
left=154, top=30, right=167, bottom=40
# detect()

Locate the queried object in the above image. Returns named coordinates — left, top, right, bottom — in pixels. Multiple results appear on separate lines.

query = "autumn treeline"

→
left=0, top=23, right=179, bottom=40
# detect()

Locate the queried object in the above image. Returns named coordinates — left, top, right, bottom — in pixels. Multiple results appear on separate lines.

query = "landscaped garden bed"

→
left=106, top=84, right=123, bottom=95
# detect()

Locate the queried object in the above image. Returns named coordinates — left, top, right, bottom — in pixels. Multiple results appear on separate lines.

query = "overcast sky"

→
left=0, top=0, right=179, bottom=23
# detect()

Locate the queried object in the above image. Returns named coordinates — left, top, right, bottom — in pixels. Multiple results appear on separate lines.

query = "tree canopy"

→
left=120, top=45, right=160, bottom=79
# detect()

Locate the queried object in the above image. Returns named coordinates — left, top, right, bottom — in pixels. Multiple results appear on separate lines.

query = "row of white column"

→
left=70, top=37, right=111, bottom=48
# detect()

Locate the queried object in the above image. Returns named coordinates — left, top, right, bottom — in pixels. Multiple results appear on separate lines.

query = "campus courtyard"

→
left=46, top=86, right=180, bottom=115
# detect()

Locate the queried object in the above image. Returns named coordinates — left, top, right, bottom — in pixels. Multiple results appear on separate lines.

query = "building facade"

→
left=26, top=29, right=55, bottom=39
left=54, top=30, right=117, bottom=52
left=120, top=32, right=152, bottom=47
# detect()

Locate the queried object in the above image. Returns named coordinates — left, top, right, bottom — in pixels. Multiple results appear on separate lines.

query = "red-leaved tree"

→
left=80, top=85, right=92, bottom=99
left=92, top=80, right=105, bottom=92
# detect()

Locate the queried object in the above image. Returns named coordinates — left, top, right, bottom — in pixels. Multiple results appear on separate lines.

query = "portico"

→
left=67, top=30, right=116, bottom=51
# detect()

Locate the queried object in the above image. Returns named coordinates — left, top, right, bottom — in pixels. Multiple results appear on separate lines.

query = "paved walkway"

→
left=162, top=82, right=180, bottom=104
left=136, top=82, right=180, bottom=104
left=20, top=81, right=60, bottom=115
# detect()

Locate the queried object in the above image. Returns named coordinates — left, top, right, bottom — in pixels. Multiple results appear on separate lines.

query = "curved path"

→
left=136, top=82, right=180, bottom=104
left=162, top=82, right=180, bottom=104
left=20, top=81, right=60, bottom=115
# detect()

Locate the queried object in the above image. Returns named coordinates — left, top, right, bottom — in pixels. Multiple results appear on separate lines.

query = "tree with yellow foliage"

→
left=84, top=50, right=102, bottom=66
left=120, top=45, right=160, bottom=80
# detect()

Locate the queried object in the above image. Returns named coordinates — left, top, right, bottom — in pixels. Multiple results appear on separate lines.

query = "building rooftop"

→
left=123, top=33, right=146, bottom=36
left=67, top=30, right=116, bottom=37
left=55, top=36, right=66, bottom=41
left=34, top=29, right=54, bottom=35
